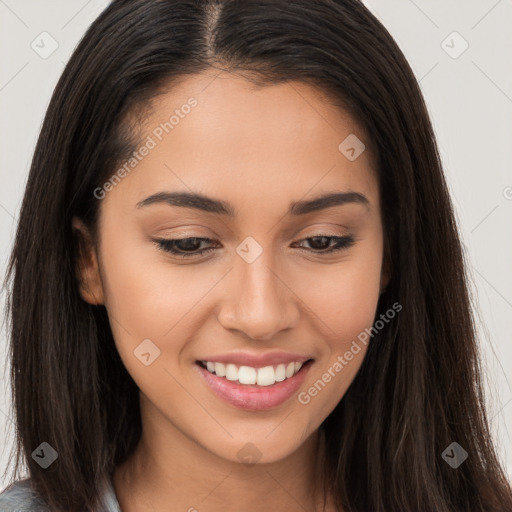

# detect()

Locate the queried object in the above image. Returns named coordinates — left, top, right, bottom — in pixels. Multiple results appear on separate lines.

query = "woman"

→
left=1, top=0, right=511, bottom=510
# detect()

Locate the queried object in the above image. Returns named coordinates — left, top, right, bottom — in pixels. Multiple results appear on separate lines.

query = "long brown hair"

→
left=3, top=0, right=512, bottom=510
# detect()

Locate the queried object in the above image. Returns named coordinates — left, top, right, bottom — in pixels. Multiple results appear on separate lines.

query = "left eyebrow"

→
left=289, top=191, right=369, bottom=215
left=135, top=190, right=370, bottom=217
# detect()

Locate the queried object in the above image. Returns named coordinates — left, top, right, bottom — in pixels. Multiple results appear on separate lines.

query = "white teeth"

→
left=239, top=366, right=257, bottom=385
left=201, top=360, right=306, bottom=386
left=214, top=362, right=226, bottom=377
left=275, top=364, right=286, bottom=382
left=256, top=366, right=275, bottom=386
left=225, top=363, right=238, bottom=381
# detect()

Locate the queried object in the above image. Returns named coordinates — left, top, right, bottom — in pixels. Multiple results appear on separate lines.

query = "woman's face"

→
left=74, top=70, right=388, bottom=465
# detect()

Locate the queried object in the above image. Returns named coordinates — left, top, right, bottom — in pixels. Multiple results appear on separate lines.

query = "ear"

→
left=72, top=217, right=105, bottom=305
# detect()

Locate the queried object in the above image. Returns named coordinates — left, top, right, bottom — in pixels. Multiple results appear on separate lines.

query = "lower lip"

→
left=195, top=360, right=313, bottom=411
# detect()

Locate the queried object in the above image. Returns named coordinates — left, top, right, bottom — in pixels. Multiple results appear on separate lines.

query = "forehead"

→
left=104, top=71, right=379, bottom=216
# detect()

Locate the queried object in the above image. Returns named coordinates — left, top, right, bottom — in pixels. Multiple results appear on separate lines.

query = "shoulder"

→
left=0, top=475, right=122, bottom=512
left=0, top=478, right=48, bottom=511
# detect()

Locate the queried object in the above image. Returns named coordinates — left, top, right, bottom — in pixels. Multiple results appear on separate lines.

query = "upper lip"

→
left=197, top=351, right=313, bottom=368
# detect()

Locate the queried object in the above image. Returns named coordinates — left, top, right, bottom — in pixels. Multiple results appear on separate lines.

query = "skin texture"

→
left=73, top=70, right=389, bottom=512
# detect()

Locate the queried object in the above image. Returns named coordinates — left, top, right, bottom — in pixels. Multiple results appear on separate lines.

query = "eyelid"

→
left=154, top=222, right=351, bottom=238
left=285, top=221, right=353, bottom=240
left=152, top=232, right=356, bottom=259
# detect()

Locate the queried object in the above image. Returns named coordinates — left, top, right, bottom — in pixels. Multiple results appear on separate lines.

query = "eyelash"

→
left=153, top=234, right=355, bottom=259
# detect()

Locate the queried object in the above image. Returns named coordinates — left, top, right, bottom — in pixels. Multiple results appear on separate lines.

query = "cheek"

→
left=299, top=247, right=383, bottom=345
left=294, top=250, right=382, bottom=420
left=99, top=232, right=206, bottom=336
left=97, top=237, right=208, bottom=405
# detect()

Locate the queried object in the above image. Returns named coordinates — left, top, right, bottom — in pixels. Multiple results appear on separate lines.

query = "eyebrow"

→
left=136, top=190, right=369, bottom=216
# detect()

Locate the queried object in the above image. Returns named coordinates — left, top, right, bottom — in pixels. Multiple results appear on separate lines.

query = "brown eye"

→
left=153, top=237, right=218, bottom=258
left=294, top=235, right=355, bottom=254
left=153, top=234, right=355, bottom=260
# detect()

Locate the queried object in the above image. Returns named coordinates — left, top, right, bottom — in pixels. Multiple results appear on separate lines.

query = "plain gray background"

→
left=0, top=0, right=511, bottom=489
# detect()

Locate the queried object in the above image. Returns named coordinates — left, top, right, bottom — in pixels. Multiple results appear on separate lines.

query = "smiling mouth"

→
left=195, top=359, right=314, bottom=387
left=194, top=358, right=314, bottom=411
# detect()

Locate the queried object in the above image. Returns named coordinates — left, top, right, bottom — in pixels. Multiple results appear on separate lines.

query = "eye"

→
left=153, top=237, right=218, bottom=259
left=153, top=234, right=355, bottom=259
left=293, top=235, right=355, bottom=254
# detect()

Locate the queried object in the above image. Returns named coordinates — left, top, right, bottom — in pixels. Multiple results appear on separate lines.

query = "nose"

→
left=217, top=253, right=300, bottom=341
